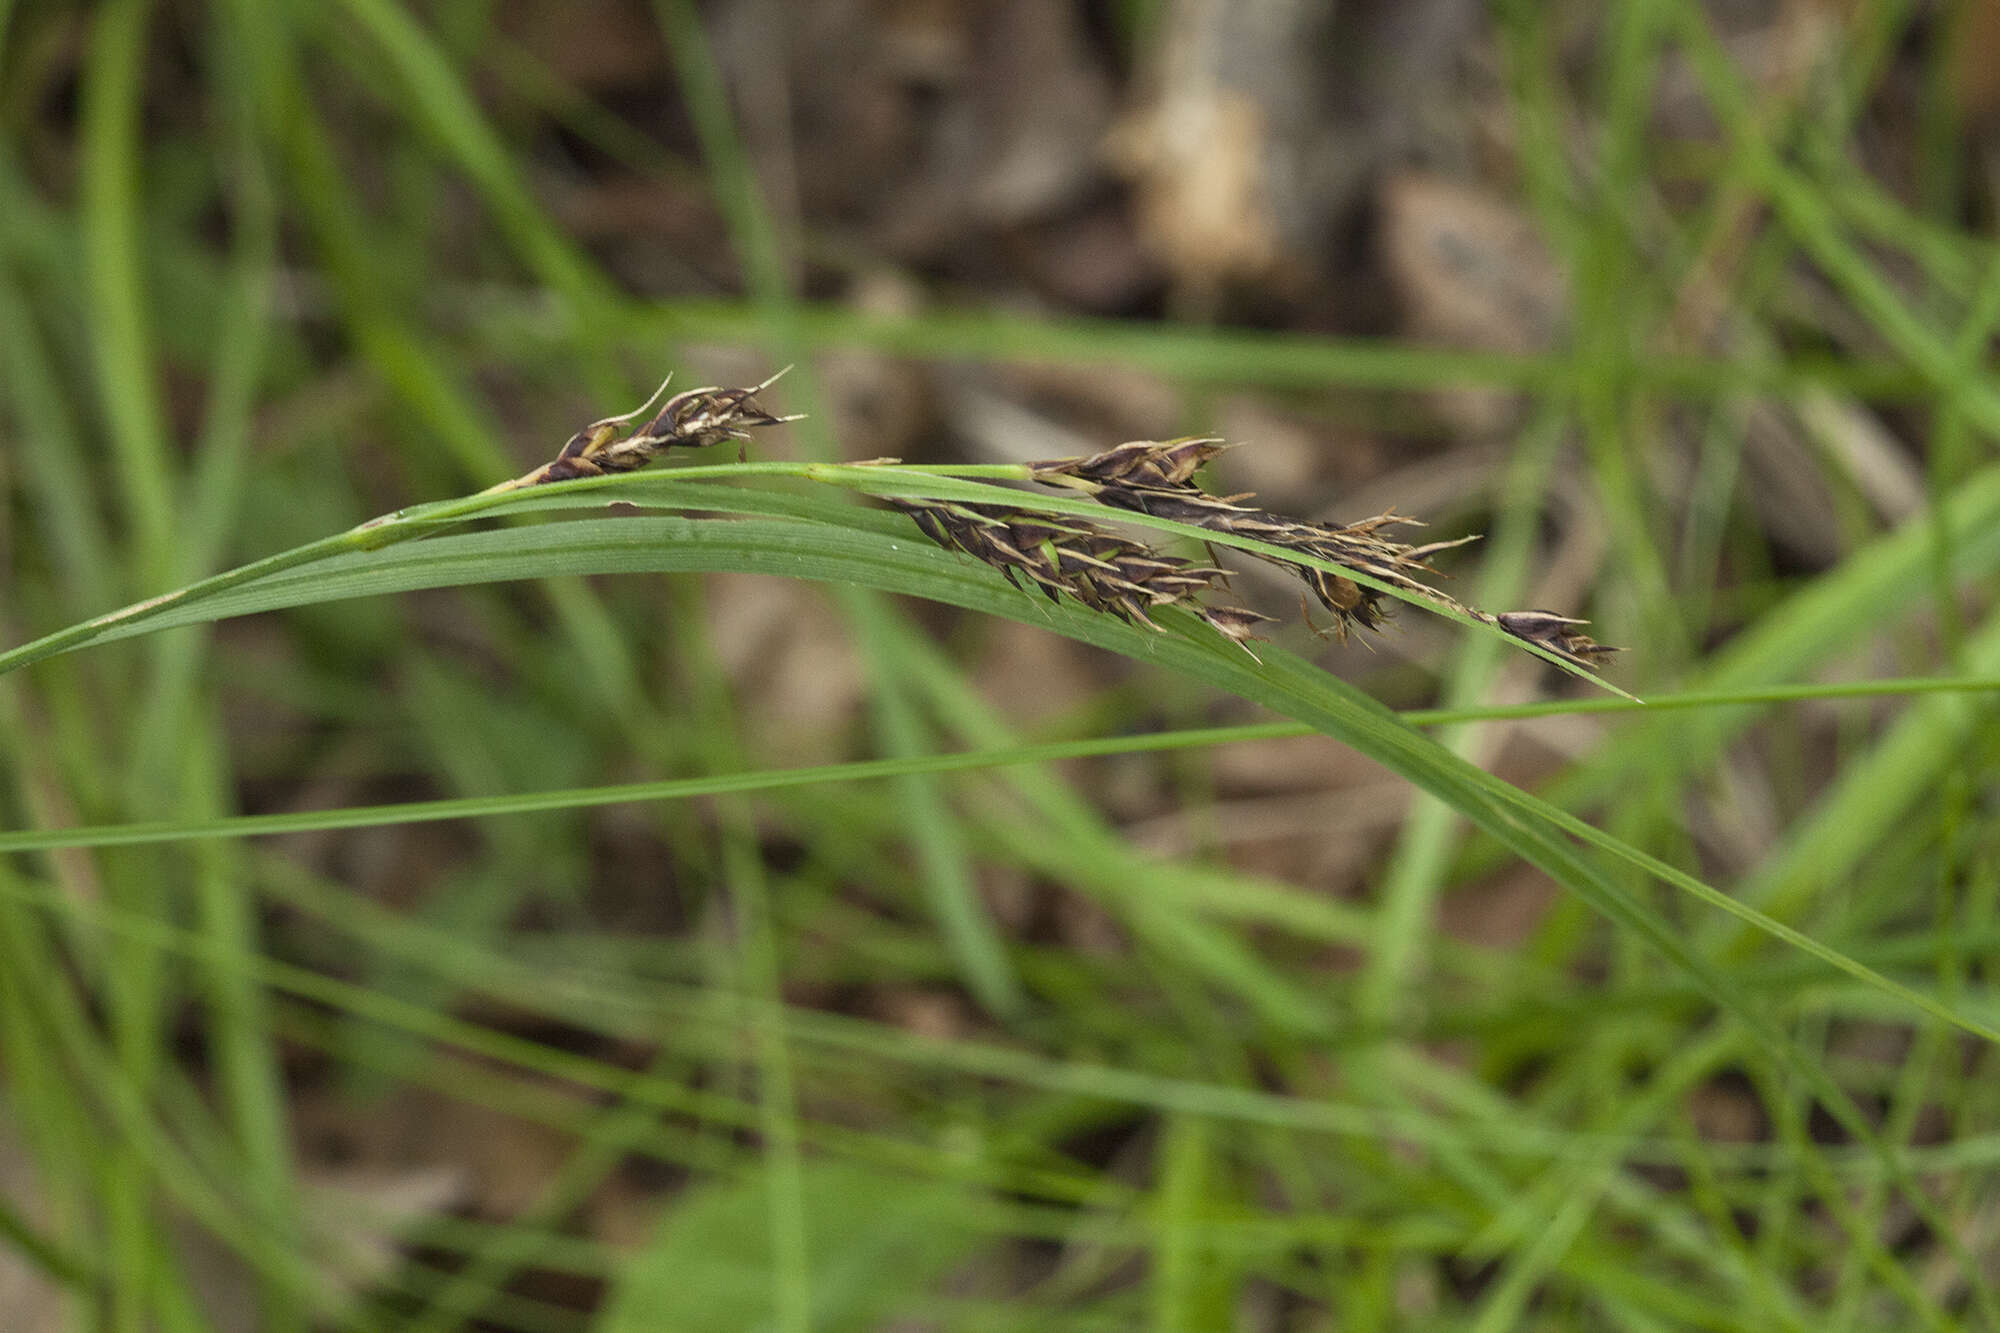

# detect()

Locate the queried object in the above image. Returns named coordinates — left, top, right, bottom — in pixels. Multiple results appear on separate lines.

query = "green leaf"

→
left=595, top=1160, right=978, bottom=1333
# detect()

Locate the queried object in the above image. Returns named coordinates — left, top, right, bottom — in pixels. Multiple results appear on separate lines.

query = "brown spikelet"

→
left=1491, top=611, right=1620, bottom=669
left=492, top=369, right=802, bottom=491
left=887, top=498, right=1269, bottom=653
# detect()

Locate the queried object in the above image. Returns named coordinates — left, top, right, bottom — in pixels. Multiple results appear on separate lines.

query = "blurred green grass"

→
left=3, top=0, right=2000, bottom=1330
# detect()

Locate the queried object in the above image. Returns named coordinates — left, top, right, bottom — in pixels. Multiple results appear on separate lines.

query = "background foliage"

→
left=3, top=0, right=2000, bottom=1328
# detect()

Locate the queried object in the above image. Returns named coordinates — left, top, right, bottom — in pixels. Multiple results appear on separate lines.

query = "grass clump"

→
left=4, top=1, right=2000, bottom=1330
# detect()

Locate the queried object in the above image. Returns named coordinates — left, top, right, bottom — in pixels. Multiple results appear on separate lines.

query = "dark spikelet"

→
left=493, top=369, right=801, bottom=491
left=1493, top=611, right=1620, bottom=669
left=888, top=498, right=1266, bottom=653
